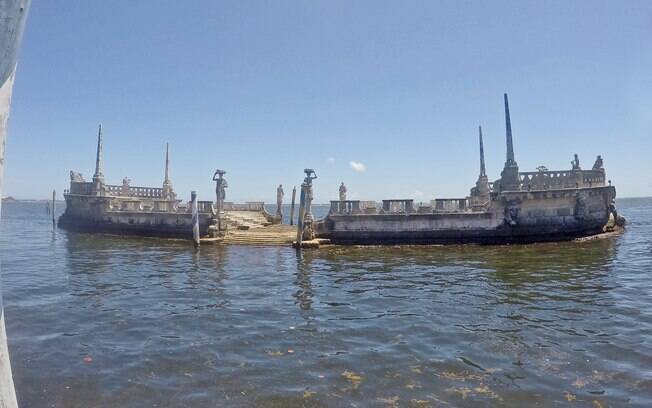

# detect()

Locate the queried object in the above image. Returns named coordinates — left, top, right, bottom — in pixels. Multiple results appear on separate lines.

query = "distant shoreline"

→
left=2, top=198, right=65, bottom=204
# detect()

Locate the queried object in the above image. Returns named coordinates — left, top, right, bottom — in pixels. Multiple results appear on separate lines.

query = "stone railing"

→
left=223, top=201, right=265, bottom=211
left=581, top=169, right=606, bottom=187
left=197, top=201, right=214, bottom=213
left=360, top=201, right=378, bottom=214
left=330, top=200, right=361, bottom=215
left=106, top=184, right=164, bottom=198
left=431, top=198, right=469, bottom=212
left=381, top=199, right=415, bottom=214
left=519, top=169, right=605, bottom=190
left=69, top=181, right=93, bottom=195
left=106, top=198, right=215, bottom=214
left=112, top=185, right=163, bottom=198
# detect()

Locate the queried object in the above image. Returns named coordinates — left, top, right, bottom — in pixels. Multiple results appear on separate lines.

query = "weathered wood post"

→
left=296, top=184, right=306, bottom=247
left=290, top=186, right=296, bottom=226
left=275, top=184, right=284, bottom=223
left=51, top=189, right=56, bottom=227
left=191, top=191, right=200, bottom=247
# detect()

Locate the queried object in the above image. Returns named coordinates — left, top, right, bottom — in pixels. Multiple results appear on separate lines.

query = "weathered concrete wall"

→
left=1, top=1, right=31, bottom=406
left=318, top=186, right=614, bottom=244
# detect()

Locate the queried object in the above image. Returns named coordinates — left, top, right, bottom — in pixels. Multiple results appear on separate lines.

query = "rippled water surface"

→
left=2, top=199, right=651, bottom=407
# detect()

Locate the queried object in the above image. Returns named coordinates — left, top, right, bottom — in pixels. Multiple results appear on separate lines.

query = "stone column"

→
left=275, top=184, right=284, bottom=222
left=290, top=186, right=296, bottom=226
left=191, top=191, right=200, bottom=247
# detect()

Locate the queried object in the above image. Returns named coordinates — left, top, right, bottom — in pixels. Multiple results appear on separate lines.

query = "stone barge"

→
left=58, top=127, right=278, bottom=239
left=301, top=94, right=623, bottom=245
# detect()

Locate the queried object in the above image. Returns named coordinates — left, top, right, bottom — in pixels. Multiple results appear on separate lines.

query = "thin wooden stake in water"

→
left=296, top=186, right=306, bottom=247
left=52, top=189, right=56, bottom=227
left=290, top=186, right=296, bottom=226
left=191, top=191, right=200, bottom=247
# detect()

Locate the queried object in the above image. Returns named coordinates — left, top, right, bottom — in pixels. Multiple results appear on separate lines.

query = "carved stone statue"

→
left=502, top=197, right=521, bottom=227
left=339, top=182, right=347, bottom=201
left=121, top=176, right=131, bottom=196
left=301, top=169, right=318, bottom=240
left=571, top=154, right=581, bottom=170
left=70, top=171, right=85, bottom=182
left=592, top=155, right=604, bottom=170
left=212, top=169, right=228, bottom=212
left=276, top=184, right=284, bottom=218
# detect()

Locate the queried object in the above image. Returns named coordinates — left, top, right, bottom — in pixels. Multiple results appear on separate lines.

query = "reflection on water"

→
left=1, top=199, right=651, bottom=407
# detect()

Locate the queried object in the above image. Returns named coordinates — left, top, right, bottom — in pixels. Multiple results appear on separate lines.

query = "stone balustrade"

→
left=381, top=199, right=415, bottom=214
left=106, top=184, right=164, bottom=198
left=519, top=169, right=605, bottom=191
left=69, top=181, right=93, bottom=195
left=431, top=198, right=469, bottom=212
left=223, top=201, right=266, bottom=211
left=330, top=200, right=361, bottom=215
left=581, top=170, right=606, bottom=186
left=197, top=201, right=214, bottom=213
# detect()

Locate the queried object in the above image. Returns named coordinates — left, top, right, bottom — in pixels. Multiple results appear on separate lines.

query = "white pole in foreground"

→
left=1, top=1, right=31, bottom=406
left=191, top=191, right=200, bottom=247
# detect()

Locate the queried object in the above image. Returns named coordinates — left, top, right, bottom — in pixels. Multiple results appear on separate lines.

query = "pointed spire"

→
left=164, top=142, right=170, bottom=184
left=93, top=124, right=104, bottom=180
left=500, top=93, right=521, bottom=191
left=162, top=143, right=174, bottom=200
left=504, top=93, right=516, bottom=165
left=479, top=125, right=486, bottom=177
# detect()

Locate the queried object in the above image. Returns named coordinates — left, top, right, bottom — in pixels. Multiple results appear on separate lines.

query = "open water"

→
left=1, top=199, right=651, bottom=407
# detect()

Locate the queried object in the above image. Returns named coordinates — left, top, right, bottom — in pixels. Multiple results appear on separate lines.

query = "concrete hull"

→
left=58, top=211, right=212, bottom=239
left=322, top=221, right=606, bottom=245
left=316, top=186, right=616, bottom=245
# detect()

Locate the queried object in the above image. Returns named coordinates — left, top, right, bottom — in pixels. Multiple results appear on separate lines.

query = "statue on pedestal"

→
left=121, top=176, right=131, bottom=196
left=339, top=182, right=347, bottom=201
left=212, top=169, right=227, bottom=213
left=276, top=184, right=284, bottom=219
left=302, top=169, right=318, bottom=240
left=592, top=155, right=604, bottom=170
left=70, top=171, right=85, bottom=182
left=571, top=154, right=581, bottom=170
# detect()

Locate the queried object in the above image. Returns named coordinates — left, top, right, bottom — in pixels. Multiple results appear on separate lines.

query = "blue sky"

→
left=6, top=0, right=652, bottom=202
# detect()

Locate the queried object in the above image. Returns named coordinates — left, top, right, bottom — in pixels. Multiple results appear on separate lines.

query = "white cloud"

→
left=327, top=157, right=335, bottom=165
left=349, top=161, right=366, bottom=172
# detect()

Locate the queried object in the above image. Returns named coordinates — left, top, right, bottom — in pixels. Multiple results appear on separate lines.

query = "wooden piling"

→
left=290, top=186, right=296, bottom=226
left=52, top=190, right=56, bottom=226
left=191, top=191, right=200, bottom=247
left=296, top=186, right=306, bottom=247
